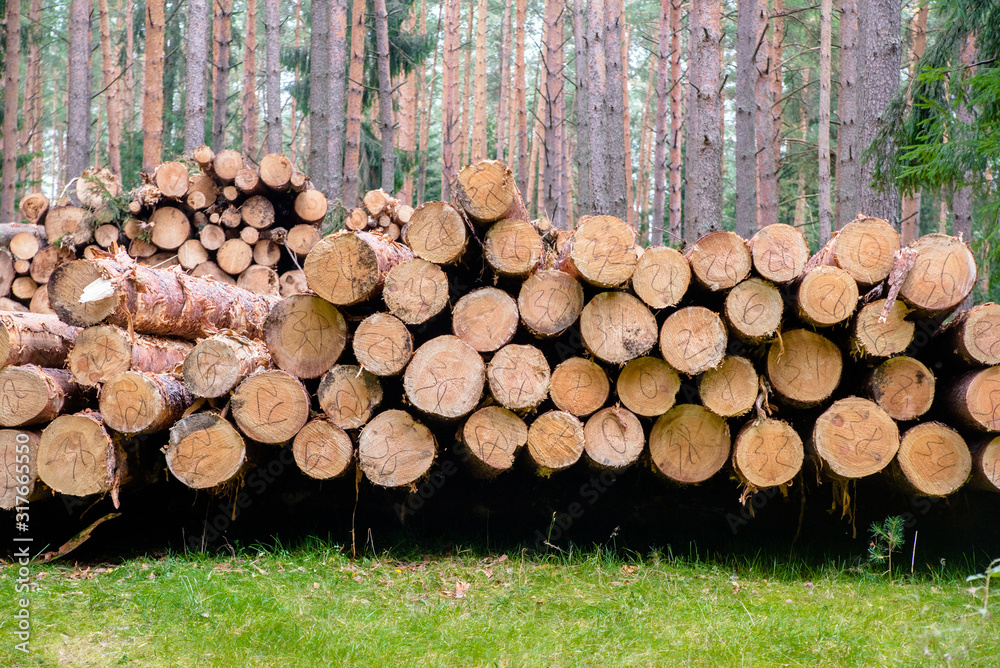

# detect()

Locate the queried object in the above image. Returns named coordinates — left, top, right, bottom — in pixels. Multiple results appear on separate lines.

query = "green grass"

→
left=1, top=543, right=997, bottom=667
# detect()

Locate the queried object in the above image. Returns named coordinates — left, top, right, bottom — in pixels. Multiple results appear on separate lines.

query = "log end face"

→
left=580, top=292, right=658, bottom=365
left=1, top=430, right=40, bottom=508
left=658, top=306, right=727, bottom=375
left=517, top=270, right=584, bottom=338
left=293, top=419, right=354, bottom=480
left=456, top=160, right=516, bottom=223
left=265, top=295, right=347, bottom=379
left=304, top=233, right=379, bottom=306
left=750, top=224, right=809, bottom=283
left=898, top=423, right=971, bottom=496
left=99, top=371, right=165, bottom=434
left=358, top=410, right=436, bottom=487
left=854, top=299, right=915, bottom=357
left=404, top=336, right=486, bottom=419
left=766, top=329, right=842, bottom=407
left=487, top=344, right=550, bottom=411
left=353, top=313, right=414, bottom=376
left=404, top=202, right=468, bottom=265
left=798, top=266, right=860, bottom=326
left=569, top=216, right=638, bottom=288
left=583, top=407, right=645, bottom=470
left=550, top=357, right=610, bottom=417
left=869, top=356, right=935, bottom=421
left=685, top=231, right=752, bottom=291
left=699, top=356, right=758, bottom=418
left=453, top=288, right=519, bottom=352
left=69, top=325, right=132, bottom=387
left=617, top=356, right=680, bottom=417
left=814, top=397, right=900, bottom=478
left=38, top=414, right=112, bottom=496
left=724, top=278, right=783, bottom=341
left=961, top=303, right=1000, bottom=365
left=0, top=367, right=52, bottom=427
left=527, top=410, right=586, bottom=473
left=462, top=406, right=527, bottom=474
left=483, top=218, right=544, bottom=277
left=232, top=370, right=312, bottom=443
left=631, top=246, right=691, bottom=308
left=649, top=405, right=731, bottom=484
left=318, top=365, right=384, bottom=430
left=834, top=217, right=901, bottom=285
left=167, top=413, right=247, bottom=489
left=183, top=339, right=243, bottom=398
left=900, top=234, right=977, bottom=312
left=383, top=258, right=450, bottom=325
left=48, top=260, right=118, bottom=328
left=965, top=367, right=1000, bottom=431
left=734, top=419, right=804, bottom=488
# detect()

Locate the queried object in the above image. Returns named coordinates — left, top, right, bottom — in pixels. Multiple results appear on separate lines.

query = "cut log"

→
left=49, top=251, right=278, bottom=338
left=0, top=223, right=47, bottom=248
left=404, top=335, right=485, bottom=419
left=68, top=324, right=192, bottom=386
left=94, top=223, right=122, bottom=248
left=222, top=186, right=240, bottom=204
left=900, top=234, right=977, bottom=314
left=185, top=189, right=208, bottom=211
left=45, top=206, right=90, bottom=246
left=289, top=171, right=309, bottom=192
left=166, top=412, right=247, bottom=489
left=580, top=292, right=657, bottom=365
left=947, top=367, right=1000, bottom=431
left=10, top=232, right=41, bottom=261
left=182, top=334, right=271, bottom=398
left=616, top=356, right=680, bottom=417
left=0, top=249, right=12, bottom=296
left=190, top=261, right=236, bottom=285
left=28, top=244, right=75, bottom=284
left=402, top=201, right=468, bottom=265
left=517, top=269, right=584, bottom=338
left=526, top=410, right=586, bottom=472
left=37, top=412, right=115, bottom=496
left=213, top=149, right=244, bottom=183
left=199, top=224, right=226, bottom=250
left=220, top=205, right=243, bottom=228
left=149, top=206, right=191, bottom=250
left=824, top=216, right=900, bottom=285
left=127, top=238, right=157, bottom=259
left=852, top=299, right=915, bottom=357
left=242, top=195, right=276, bottom=229
left=971, top=436, right=1000, bottom=492
left=550, top=357, right=610, bottom=417
left=237, top=265, right=280, bottom=296
left=234, top=167, right=263, bottom=195
left=452, top=287, right=519, bottom=352
left=0, top=366, right=86, bottom=426
left=260, top=153, right=293, bottom=191
left=749, top=223, right=810, bottom=283
left=649, top=404, right=731, bottom=483
left=19, top=192, right=50, bottom=224
left=732, top=418, right=804, bottom=488
left=0, top=312, right=80, bottom=368
left=766, top=329, right=843, bottom=408
left=304, top=231, right=414, bottom=305
left=287, top=224, right=321, bottom=257
left=363, top=189, right=398, bottom=217
left=12, top=277, right=38, bottom=300
left=461, top=406, right=528, bottom=476
left=0, top=430, right=42, bottom=509
left=0, top=299, right=27, bottom=312
left=99, top=371, right=193, bottom=434
left=724, top=278, right=783, bottom=342
left=893, top=422, right=971, bottom=496
left=231, top=369, right=311, bottom=443
left=583, top=406, right=644, bottom=470
left=631, top=246, right=691, bottom=308
left=216, top=239, right=253, bottom=275
left=345, top=207, right=369, bottom=231
left=254, top=240, right=282, bottom=267
left=813, top=397, right=900, bottom=478
left=487, top=344, right=550, bottom=411
left=193, top=144, right=215, bottom=170
left=658, top=305, right=727, bottom=375
left=939, top=302, right=1000, bottom=366
left=317, top=365, right=384, bottom=429
left=177, top=239, right=210, bottom=270
left=699, top=356, right=758, bottom=418
left=187, top=174, right=218, bottom=206
left=264, top=294, right=347, bottom=378
left=796, top=266, right=859, bottom=327
left=353, top=312, right=414, bottom=376
left=278, top=269, right=309, bottom=297
left=455, top=159, right=529, bottom=224
left=28, top=286, right=54, bottom=315
left=866, top=356, right=935, bottom=421
left=14, top=259, right=30, bottom=274
left=358, top=409, right=436, bottom=487
left=685, top=230, right=752, bottom=291
left=483, top=218, right=544, bottom=278
left=292, top=418, right=354, bottom=479
left=294, top=189, right=328, bottom=223
left=562, top=215, right=638, bottom=288
left=154, top=161, right=190, bottom=199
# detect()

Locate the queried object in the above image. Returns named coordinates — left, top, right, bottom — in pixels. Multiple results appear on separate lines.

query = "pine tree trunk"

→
left=818, top=0, right=833, bottom=244
left=67, top=0, right=92, bottom=181
left=514, top=0, right=529, bottom=196
left=952, top=33, right=975, bottom=289
left=342, top=0, right=367, bottom=203
left=602, top=0, right=628, bottom=220
left=417, top=1, right=438, bottom=205
left=497, top=0, right=512, bottom=161
left=265, top=0, right=282, bottom=153
left=329, top=0, right=348, bottom=199
left=768, top=0, right=784, bottom=222
left=0, top=0, right=21, bottom=222
left=441, top=0, right=462, bottom=200
left=651, top=0, right=669, bottom=244
left=900, top=5, right=928, bottom=245
left=571, top=0, right=591, bottom=218
left=836, top=0, right=859, bottom=227
left=471, top=0, right=488, bottom=161
left=543, top=0, right=567, bottom=229
left=620, top=18, right=633, bottom=228
left=374, top=0, right=394, bottom=192
left=754, top=0, right=777, bottom=230
left=309, top=0, right=331, bottom=193
left=685, top=0, right=723, bottom=242
left=123, top=0, right=135, bottom=156
left=794, top=68, right=810, bottom=229
left=242, top=0, right=259, bottom=157
left=184, top=0, right=210, bottom=152
left=22, top=0, right=43, bottom=195
left=213, top=0, right=234, bottom=151
left=735, top=0, right=759, bottom=239
left=459, top=2, right=473, bottom=168
left=397, top=11, right=417, bottom=205
left=668, top=0, right=683, bottom=243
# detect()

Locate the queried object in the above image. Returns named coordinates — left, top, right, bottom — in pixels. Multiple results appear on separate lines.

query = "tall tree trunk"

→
left=620, top=16, right=633, bottom=227
left=1, top=0, right=21, bottom=220
left=836, top=0, right=859, bottom=227
left=514, top=0, right=528, bottom=196
left=769, top=0, right=784, bottom=221
left=374, top=0, right=394, bottom=192
left=651, top=0, right=669, bottom=244
left=527, top=62, right=545, bottom=215
left=309, top=0, right=331, bottom=193
left=213, top=0, right=234, bottom=151
left=604, top=0, right=628, bottom=220
left=242, top=0, right=259, bottom=157
left=817, top=0, right=832, bottom=245
left=22, top=0, right=43, bottom=194
left=457, top=2, right=473, bottom=167
left=441, top=0, right=461, bottom=200
left=668, top=0, right=683, bottom=243
left=636, top=59, right=656, bottom=234
left=755, top=0, right=778, bottom=230
left=329, top=0, right=348, bottom=200
left=184, top=0, right=210, bottom=152
left=123, top=0, right=135, bottom=160
left=67, top=0, right=92, bottom=181
left=952, top=33, right=975, bottom=250
left=497, top=0, right=512, bottom=161
left=572, top=0, right=591, bottom=216
left=735, top=0, right=759, bottom=238
left=471, top=0, right=488, bottom=161
left=795, top=67, right=810, bottom=229
left=264, top=0, right=282, bottom=153
left=417, top=1, right=439, bottom=205
left=397, top=11, right=417, bottom=204
left=900, top=3, right=928, bottom=245
left=342, top=0, right=366, bottom=203
left=684, top=0, right=723, bottom=242
left=543, top=0, right=567, bottom=229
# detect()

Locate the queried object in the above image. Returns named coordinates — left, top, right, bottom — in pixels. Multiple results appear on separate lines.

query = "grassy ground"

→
left=1, top=543, right=997, bottom=667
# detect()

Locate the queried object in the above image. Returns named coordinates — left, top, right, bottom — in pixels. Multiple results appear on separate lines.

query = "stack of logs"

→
left=2, top=157, right=999, bottom=519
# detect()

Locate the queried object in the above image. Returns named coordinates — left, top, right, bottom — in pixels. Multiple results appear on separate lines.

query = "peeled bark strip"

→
left=724, top=278, right=783, bottom=342
left=292, top=418, right=354, bottom=480
left=353, top=313, right=413, bottom=376
left=617, top=356, right=680, bottom=417
left=649, top=404, right=731, bottom=484
left=294, top=189, right=329, bottom=224
left=404, top=335, right=485, bottom=419
left=699, top=356, right=758, bottom=418
left=526, top=410, right=586, bottom=472
left=749, top=224, right=810, bottom=283
left=99, top=371, right=193, bottom=434
left=583, top=406, right=644, bottom=470
left=69, top=325, right=192, bottom=386
left=580, top=292, right=658, bottom=365
left=972, top=436, right=1000, bottom=492
left=685, top=231, right=752, bottom=291
left=461, top=406, right=528, bottom=476
left=264, top=295, right=347, bottom=379
left=550, top=357, right=610, bottom=417
left=303, top=231, right=414, bottom=305
left=766, top=329, right=843, bottom=408
left=733, top=418, right=804, bottom=488
left=866, top=356, right=935, bottom=422
left=358, top=409, right=436, bottom=487
left=517, top=270, right=584, bottom=338
left=452, top=288, right=519, bottom=352
left=166, top=412, right=247, bottom=489
left=893, top=422, right=971, bottom=496
left=631, top=246, right=691, bottom=309
left=402, top=201, right=468, bottom=265
left=487, top=344, right=550, bottom=411
left=796, top=266, right=860, bottom=327
left=900, top=234, right=977, bottom=314
left=563, top=216, right=638, bottom=288
left=939, top=302, right=1000, bottom=366
left=483, top=218, right=544, bottom=278
left=948, top=367, right=1000, bottom=431
left=1, top=430, right=41, bottom=509
left=829, top=216, right=900, bottom=286
left=49, top=251, right=278, bottom=338
left=231, top=369, right=311, bottom=443
left=813, top=397, right=900, bottom=478
left=37, top=412, right=115, bottom=496
left=0, top=366, right=87, bottom=426
left=183, top=333, right=271, bottom=398
left=318, top=365, right=384, bottom=430
left=383, top=258, right=450, bottom=325
left=658, top=305, right=727, bottom=375
left=455, top=160, right=529, bottom=224
left=154, top=161, right=191, bottom=199
left=0, top=312, right=80, bottom=368
left=852, top=299, right=915, bottom=357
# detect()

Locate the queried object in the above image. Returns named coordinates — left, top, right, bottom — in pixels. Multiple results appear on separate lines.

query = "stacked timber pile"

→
left=2, top=157, right=999, bottom=521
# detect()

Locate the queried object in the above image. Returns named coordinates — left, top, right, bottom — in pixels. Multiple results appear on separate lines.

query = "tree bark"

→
left=441, top=0, right=461, bottom=200
left=543, top=0, right=567, bottom=229
left=265, top=0, right=282, bottom=153
left=952, top=33, right=976, bottom=282
left=212, top=0, right=234, bottom=151
left=900, top=4, right=928, bottom=245
left=514, top=0, right=529, bottom=196
left=96, top=0, right=121, bottom=176
left=67, top=0, right=92, bottom=181
left=470, top=0, right=488, bottom=160
left=835, top=0, right=859, bottom=227
left=755, top=0, right=778, bottom=230
left=600, top=0, right=627, bottom=220
left=459, top=2, right=473, bottom=167
left=242, top=0, right=259, bottom=157
left=497, top=0, right=512, bottom=161
left=342, top=0, right=367, bottom=203
left=668, top=0, right=683, bottom=243
left=184, top=0, right=210, bottom=152
left=735, top=0, right=759, bottom=239
left=651, top=0, right=670, bottom=244
left=309, top=0, right=331, bottom=193
left=329, top=0, right=348, bottom=200
left=571, top=0, right=591, bottom=218
left=818, top=0, right=833, bottom=245
left=22, top=0, right=44, bottom=196
left=685, top=0, right=723, bottom=242
left=0, top=0, right=20, bottom=222
left=374, top=0, right=395, bottom=192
